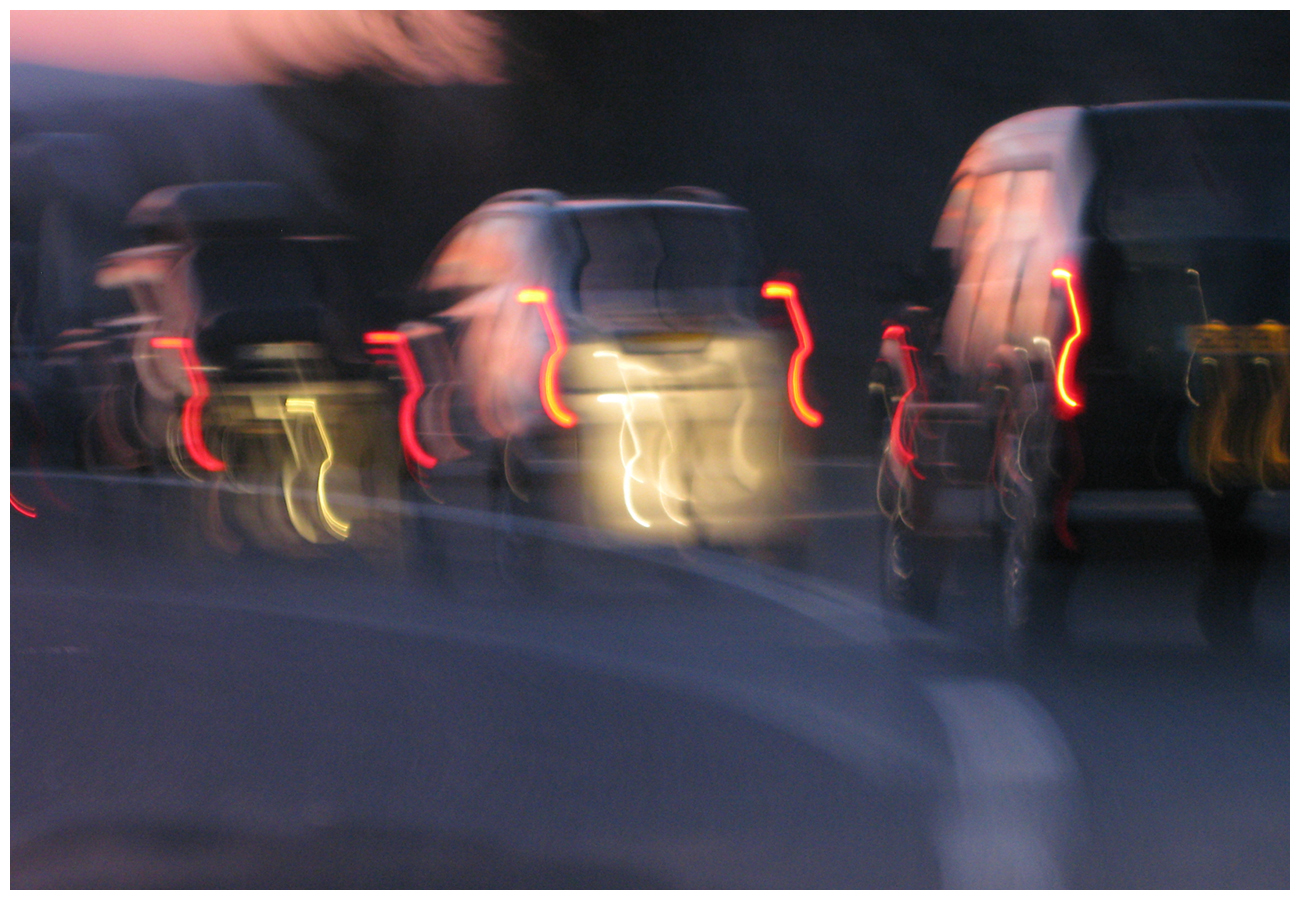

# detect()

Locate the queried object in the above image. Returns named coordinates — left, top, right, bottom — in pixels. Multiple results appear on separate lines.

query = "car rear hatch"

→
left=1081, top=103, right=1288, bottom=490
left=554, top=203, right=799, bottom=540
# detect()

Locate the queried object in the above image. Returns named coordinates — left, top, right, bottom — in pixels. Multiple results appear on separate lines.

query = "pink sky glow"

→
left=10, top=10, right=504, bottom=85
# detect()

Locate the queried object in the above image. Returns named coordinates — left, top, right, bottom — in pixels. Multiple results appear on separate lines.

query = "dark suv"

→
left=869, top=101, right=1288, bottom=645
left=87, top=183, right=405, bottom=556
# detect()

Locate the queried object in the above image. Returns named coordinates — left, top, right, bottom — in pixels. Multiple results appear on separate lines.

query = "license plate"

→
left=250, top=394, right=285, bottom=420
left=1185, top=322, right=1288, bottom=355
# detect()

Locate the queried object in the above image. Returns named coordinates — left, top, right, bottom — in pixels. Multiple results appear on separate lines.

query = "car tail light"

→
left=10, top=494, right=37, bottom=517
left=881, top=324, right=922, bottom=479
left=149, top=336, right=225, bottom=472
left=365, top=331, right=439, bottom=470
left=517, top=287, right=577, bottom=428
left=1051, top=263, right=1088, bottom=420
left=762, top=281, right=823, bottom=428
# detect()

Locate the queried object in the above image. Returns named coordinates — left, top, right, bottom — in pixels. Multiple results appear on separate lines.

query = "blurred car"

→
left=869, top=100, right=1288, bottom=645
left=397, top=187, right=822, bottom=553
left=81, top=182, right=406, bottom=557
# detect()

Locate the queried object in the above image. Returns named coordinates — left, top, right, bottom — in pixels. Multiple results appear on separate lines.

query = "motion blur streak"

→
left=1050, top=266, right=1087, bottom=419
left=597, top=392, right=657, bottom=528
left=591, top=342, right=768, bottom=535
left=881, top=325, right=923, bottom=480
left=11, top=495, right=39, bottom=518
left=283, top=398, right=350, bottom=540
left=364, top=332, right=439, bottom=470
left=9, top=10, right=504, bottom=86
left=517, top=288, right=578, bottom=428
left=148, top=336, right=225, bottom=473
left=762, top=281, right=823, bottom=428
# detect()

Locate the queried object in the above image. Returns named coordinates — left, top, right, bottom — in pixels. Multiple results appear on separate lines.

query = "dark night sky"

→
left=11, top=11, right=1289, bottom=452
left=260, top=12, right=1289, bottom=344
left=308, top=13, right=1288, bottom=272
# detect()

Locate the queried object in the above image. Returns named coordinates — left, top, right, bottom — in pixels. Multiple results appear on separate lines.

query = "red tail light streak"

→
left=882, top=324, right=923, bottom=479
left=1051, top=265, right=1088, bottom=420
left=11, top=494, right=38, bottom=517
left=517, top=287, right=577, bottom=428
left=365, top=331, right=439, bottom=470
left=149, top=336, right=225, bottom=472
left=762, top=281, right=823, bottom=428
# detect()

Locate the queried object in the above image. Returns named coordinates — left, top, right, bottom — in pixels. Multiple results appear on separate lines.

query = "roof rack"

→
left=654, top=186, right=731, bottom=204
left=127, top=182, right=296, bottom=229
left=484, top=189, right=565, bottom=206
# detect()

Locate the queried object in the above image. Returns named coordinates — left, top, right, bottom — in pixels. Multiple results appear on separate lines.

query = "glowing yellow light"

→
left=284, top=396, right=350, bottom=540
left=605, top=393, right=652, bottom=528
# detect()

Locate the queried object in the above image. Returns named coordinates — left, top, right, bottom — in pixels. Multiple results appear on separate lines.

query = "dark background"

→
left=10, top=11, right=1289, bottom=455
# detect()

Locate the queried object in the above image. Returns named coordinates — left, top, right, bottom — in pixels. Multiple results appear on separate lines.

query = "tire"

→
left=995, top=411, right=1073, bottom=654
left=876, top=407, right=946, bottom=620
left=491, top=440, right=548, bottom=595
left=334, top=403, right=407, bottom=570
left=882, top=512, right=946, bottom=620
left=226, top=430, right=316, bottom=558
left=1191, top=486, right=1261, bottom=652
left=81, top=384, right=144, bottom=471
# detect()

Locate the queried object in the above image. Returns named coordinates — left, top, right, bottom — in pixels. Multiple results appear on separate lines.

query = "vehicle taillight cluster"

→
left=881, top=324, right=922, bottom=478
left=517, top=287, right=577, bottom=429
left=364, top=331, right=440, bottom=469
left=149, top=336, right=225, bottom=472
left=762, top=280, right=823, bottom=428
left=1051, top=263, right=1088, bottom=420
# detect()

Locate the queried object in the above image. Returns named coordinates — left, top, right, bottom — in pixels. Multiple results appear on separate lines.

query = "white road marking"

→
left=925, top=679, right=1081, bottom=889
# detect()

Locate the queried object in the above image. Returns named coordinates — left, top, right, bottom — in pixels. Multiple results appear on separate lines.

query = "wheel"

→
left=491, top=439, right=549, bottom=595
left=225, top=429, right=316, bottom=557
left=875, top=408, right=946, bottom=620
left=82, top=384, right=148, bottom=471
left=1191, top=487, right=1262, bottom=652
left=326, top=400, right=407, bottom=570
left=882, top=511, right=946, bottom=620
left=995, top=409, right=1073, bottom=653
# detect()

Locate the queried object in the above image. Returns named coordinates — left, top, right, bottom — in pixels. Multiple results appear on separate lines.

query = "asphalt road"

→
left=10, top=464, right=1288, bottom=888
left=805, top=461, right=1290, bottom=889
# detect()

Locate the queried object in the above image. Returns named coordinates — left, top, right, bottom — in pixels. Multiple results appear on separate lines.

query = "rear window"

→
left=1090, top=104, right=1288, bottom=241
left=191, top=239, right=320, bottom=315
left=567, top=205, right=761, bottom=329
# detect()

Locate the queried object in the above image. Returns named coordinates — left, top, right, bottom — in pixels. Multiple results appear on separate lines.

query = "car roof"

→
left=1085, top=98, right=1287, bottom=118
left=555, top=198, right=749, bottom=214
left=126, top=182, right=297, bottom=230
left=476, top=187, right=747, bottom=216
left=953, top=106, right=1085, bottom=179
left=953, top=99, right=1287, bottom=181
